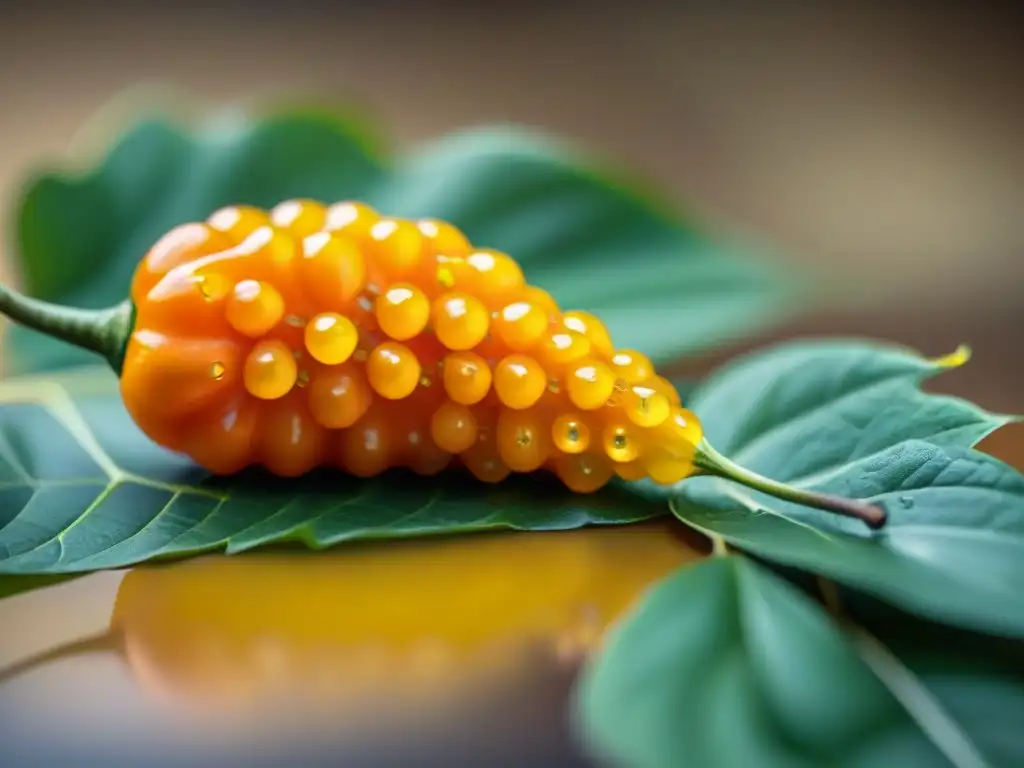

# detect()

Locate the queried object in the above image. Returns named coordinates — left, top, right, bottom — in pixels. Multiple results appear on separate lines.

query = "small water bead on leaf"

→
left=225, top=279, right=285, bottom=337
left=496, top=408, right=552, bottom=472
left=552, top=413, right=590, bottom=454
left=244, top=339, right=299, bottom=400
left=370, top=218, right=425, bottom=277
left=207, top=204, right=271, bottom=241
left=306, top=365, right=373, bottom=429
left=442, top=351, right=492, bottom=405
left=299, top=230, right=367, bottom=307
left=603, top=424, right=639, bottom=464
left=624, top=384, right=671, bottom=428
left=367, top=341, right=422, bottom=400
left=566, top=359, right=617, bottom=410
left=430, top=400, right=478, bottom=453
left=494, top=355, right=547, bottom=410
left=432, top=292, right=490, bottom=351
left=493, top=301, right=549, bottom=351
left=376, top=284, right=430, bottom=341
left=610, top=350, right=654, bottom=385
left=554, top=451, right=614, bottom=494
left=563, top=311, right=615, bottom=359
left=269, top=199, right=327, bottom=239
left=304, top=312, right=359, bottom=365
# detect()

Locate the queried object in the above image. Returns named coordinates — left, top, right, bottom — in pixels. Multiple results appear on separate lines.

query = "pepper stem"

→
left=0, top=282, right=133, bottom=373
left=693, top=438, right=888, bottom=530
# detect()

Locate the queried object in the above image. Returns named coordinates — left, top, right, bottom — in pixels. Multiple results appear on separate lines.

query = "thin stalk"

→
left=0, top=631, right=119, bottom=687
left=0, top=283, right=133, bottom=373
left=694, top=439, right=888, bottom=530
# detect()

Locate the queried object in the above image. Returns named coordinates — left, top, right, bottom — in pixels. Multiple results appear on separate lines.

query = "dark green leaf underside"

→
left=0, top=369, right=664, bottom=575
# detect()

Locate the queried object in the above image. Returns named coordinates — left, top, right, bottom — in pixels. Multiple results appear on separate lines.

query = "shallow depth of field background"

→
left=0, top=3, right=1021, bottom=766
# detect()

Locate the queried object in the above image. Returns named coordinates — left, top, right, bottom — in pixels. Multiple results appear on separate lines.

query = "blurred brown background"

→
left=0, top=1, right=1021, bottom=454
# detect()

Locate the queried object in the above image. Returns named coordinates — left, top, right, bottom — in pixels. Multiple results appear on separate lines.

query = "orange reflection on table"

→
left=109, top=522, right=706, bottom=714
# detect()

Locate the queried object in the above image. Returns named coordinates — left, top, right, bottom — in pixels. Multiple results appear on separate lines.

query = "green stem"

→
left=0, top=283, right=133, bottom=373
left=694, top=439, right=888, bottom=530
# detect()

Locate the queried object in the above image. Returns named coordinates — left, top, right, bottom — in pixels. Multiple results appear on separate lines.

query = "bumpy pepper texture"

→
left=122, top=200, right=704, bottom=490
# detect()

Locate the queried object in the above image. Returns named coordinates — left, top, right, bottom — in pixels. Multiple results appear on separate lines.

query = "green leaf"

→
left=0, top=367, right=664, bottom=576
left=669, top=340, right=1024, bottom=638
left=7, top=108, right=387, bottom=375
left=575, top=556, right=964, bottom=768
left=369, top=126, right=799, bottom=362
left=6, top=97, right=798, bottom=375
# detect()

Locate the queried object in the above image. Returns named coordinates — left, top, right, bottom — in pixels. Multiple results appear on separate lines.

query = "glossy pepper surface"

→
left=121, top=200, right=703, bottom=489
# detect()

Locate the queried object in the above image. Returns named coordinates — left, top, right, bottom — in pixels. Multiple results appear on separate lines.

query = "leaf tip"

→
left=930, top=343, right=971, bottom=370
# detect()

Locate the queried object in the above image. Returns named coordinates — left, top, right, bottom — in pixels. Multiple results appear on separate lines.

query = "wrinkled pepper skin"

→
left=121, top=200, right=703, bottom=490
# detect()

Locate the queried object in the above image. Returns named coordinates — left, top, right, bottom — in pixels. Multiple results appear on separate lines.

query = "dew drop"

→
left=209, top=361, right=226, bottom=380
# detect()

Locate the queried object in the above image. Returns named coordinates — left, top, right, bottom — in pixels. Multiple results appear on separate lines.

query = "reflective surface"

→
left=0, top=521, right=708, bottom=767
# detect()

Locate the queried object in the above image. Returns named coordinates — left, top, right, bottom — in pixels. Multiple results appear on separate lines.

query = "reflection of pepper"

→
left=0, top=199, right=885, bottom=527
left=0, top=524, right=707, bottom=710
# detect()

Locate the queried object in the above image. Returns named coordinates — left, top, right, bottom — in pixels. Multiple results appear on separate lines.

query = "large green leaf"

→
left=573, top=556, right=1017, bottom=768
left=5, top=96, right=797, bottom=375
left=669, top=340, right=1024, bottom=638
left=0, top=367, right=664, bottom=576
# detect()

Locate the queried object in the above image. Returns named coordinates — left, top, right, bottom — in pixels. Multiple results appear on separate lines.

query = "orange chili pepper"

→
left=0, top=199, right=887, bottom=529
